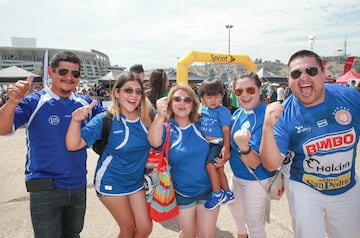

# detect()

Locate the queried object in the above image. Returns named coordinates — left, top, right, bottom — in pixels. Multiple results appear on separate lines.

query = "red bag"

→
left=144, top=123, right=178, bottom=222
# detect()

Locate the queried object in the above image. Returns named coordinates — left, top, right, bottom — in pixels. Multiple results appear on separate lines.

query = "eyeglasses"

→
left=172, top=96, right=193, bottom=104
left=121, top=87, right=144, bottom=96
left=290, top=67, right=318, bottom=79
left=58, top=68, right=81, bottom=78
left=234, top=87, right=256, bottom=96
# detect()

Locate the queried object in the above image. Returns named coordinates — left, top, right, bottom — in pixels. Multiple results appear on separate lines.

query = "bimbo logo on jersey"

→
left=303, top=128, right=355, bottom=155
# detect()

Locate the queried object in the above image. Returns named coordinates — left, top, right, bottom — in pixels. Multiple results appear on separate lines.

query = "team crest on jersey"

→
left=241, top=121, right=250, bottom=130
left=334, top=108, right=351, bottom=125
left=48, top=115, right=60, bottom=125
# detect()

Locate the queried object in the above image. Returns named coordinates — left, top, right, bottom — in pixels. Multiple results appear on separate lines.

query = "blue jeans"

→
left=29, top=187, right=86, bottom=238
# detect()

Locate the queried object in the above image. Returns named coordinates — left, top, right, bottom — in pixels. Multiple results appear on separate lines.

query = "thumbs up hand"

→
left=7, top=76, right=34, bottom=105
left=72, top=100, right=98, bottom=122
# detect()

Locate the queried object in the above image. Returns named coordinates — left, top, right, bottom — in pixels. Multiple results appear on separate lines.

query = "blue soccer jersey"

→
left=197, top=105, right=232, bottom=138
left=230, top=102, right=275, bottom=180
left=166, top=119, right=211, bottom=197
left=81, top=114, right=150, bottom=195
left=275, top=84, right=360, bottom=195
left=13, top=88, right=104, bottom=189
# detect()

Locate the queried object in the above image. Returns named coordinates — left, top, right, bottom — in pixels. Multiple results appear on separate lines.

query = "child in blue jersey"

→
left=148, top=84, right=221, bottom=238
left=197, top=78, right=234, bottom=210
left=66, top=72, right=153, bottom=238
left=260, top=50, right=360, bottom=238
left=0, top=51, right=105, bottom=237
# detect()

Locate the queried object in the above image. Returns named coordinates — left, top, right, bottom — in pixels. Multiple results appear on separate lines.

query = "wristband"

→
left=238, top=146, right=251, bottom=155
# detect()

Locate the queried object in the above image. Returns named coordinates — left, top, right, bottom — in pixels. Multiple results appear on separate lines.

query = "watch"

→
left=238, top=146, right=251, bottom=155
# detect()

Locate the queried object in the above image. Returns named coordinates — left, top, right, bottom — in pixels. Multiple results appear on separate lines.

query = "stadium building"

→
left=0, top=38, right=125, bottom=81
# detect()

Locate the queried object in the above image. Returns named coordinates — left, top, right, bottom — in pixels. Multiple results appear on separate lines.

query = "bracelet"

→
left=238, top=146, right=251, bottom=155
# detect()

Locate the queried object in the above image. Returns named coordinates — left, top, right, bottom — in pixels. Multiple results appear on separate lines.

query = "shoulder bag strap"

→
left=244, top=165, right=268, bottom=192
left=102, top=111, right=113, bottom=146
left=163, top=122, right=171, bottom=163
left=233, top=113, right=268, bottom=192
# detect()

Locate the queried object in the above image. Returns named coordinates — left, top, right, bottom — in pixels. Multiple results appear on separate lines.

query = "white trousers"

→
left=228, top=175, right=269, bottom=238
left=285, top=176, right=360, bottom=238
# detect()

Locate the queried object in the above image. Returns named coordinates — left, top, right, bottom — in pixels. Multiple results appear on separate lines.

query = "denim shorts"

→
left=206, top=142, right=223, bottom=164
left=176, top=190, right=211, bottom=209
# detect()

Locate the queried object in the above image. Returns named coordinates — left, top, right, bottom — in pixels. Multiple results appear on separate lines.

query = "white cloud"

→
left=1, top=0, right=359, bottom=70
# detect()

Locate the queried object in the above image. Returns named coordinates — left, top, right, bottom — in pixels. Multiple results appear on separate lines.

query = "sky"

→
left=1, top=0, right=359, bottom=70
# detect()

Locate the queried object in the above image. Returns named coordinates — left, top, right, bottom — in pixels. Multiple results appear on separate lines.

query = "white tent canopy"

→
left=97, top=71, right=123, bottom=88
left=257, top=68, right=276, bottom=78
left=257, top=67, right=287, bottom=84
left=0, top=66, right=41, bottom=83
left=98, top=71, right=116, bottom=81
left=0, top=66, right=39, bottom=77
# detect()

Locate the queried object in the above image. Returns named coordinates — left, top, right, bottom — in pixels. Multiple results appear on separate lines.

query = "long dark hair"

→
left=146, top=69, right=168, bottom=106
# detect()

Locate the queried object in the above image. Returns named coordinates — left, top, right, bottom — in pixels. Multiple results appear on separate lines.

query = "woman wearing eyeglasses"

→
left=228, top=71, right=275, bottom=238
left=66, top=71, right=153, bottom=238
left=148, top=84, right=220, bottom=238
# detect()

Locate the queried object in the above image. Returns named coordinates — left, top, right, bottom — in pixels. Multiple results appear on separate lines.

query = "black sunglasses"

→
left=234, top=87, right=256, bottom=96
left=121, top=87, right=144, bottom=96
left=290, top=67, right=318, bottom=79
left=58, top=68, right=81, bottom=78
left=172, top=96, right=192, bottom=104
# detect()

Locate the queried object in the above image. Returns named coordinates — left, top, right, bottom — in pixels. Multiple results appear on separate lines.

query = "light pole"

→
left=225, top=25, right=234, bottom=78
left=337, top=49, right=343, bottom=76
left=225, top=24, right=234, bottom=54
left=308, top=35, right=315, bottom=51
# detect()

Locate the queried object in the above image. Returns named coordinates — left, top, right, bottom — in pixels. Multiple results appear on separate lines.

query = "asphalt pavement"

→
left=2, top=128, right=357, bottom=237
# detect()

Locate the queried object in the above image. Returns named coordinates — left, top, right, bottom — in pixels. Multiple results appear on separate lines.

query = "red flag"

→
left=343, top=56, right=355, bottom=74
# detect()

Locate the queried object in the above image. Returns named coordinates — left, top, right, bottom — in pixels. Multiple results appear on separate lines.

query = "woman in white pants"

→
left=228, top=71, right=275, bottom=238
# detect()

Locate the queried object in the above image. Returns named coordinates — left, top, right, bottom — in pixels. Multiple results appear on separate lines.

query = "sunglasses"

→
left=172, top=96, right=193, bottom=104
left=58, top=68, right=81, bottom=78
left=290, top=67, right=318, bottom=79
left=121, top=87, right=144, bottom=96
left=234, top=87, right=256, bottom=96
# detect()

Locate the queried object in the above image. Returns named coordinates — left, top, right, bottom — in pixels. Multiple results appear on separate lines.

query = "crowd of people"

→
left=0, top=49, right=359, bottom=238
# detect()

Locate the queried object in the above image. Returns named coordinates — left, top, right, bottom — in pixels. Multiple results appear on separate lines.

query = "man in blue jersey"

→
left=260, top=50, right=360, bottom=238
left=0, top=51, right=104, bottom=238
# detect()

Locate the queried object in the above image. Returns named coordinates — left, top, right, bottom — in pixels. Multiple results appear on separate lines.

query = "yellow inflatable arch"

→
left=176, top=50, right=257, bottom=84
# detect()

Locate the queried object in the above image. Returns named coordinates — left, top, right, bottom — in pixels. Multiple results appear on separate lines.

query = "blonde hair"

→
left=107, top=72, right=152, bottom=127
left=167, top=83, right=200, bottom=123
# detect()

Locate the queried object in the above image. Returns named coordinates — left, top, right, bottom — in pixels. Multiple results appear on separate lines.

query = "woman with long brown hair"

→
left=66, top=72, right=153, bottom=238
